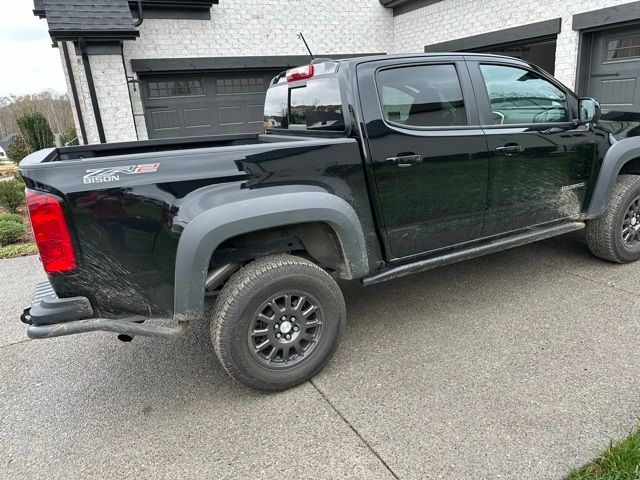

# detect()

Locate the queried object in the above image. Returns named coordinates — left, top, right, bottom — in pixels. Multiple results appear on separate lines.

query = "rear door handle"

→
left=495, top=145, right=524, bottom=156
left=385, top=154, right=423, bottom=167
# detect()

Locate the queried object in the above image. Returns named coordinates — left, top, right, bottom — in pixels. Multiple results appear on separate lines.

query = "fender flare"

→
left=586, top=136, right=640, bottom=218
left=172, top=191, right=368, bottom=320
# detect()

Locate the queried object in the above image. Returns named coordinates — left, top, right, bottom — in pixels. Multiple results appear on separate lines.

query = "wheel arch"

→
left=211, top=222, right=346, bottom=273
left=172, top=192, right=368, bottom=320
left=586, top=136, right=640, bottom=218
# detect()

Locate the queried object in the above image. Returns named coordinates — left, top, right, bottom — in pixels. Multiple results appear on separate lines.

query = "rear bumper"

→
left=22, top=280, right=188, bottom=340
left=21, top=281, right=94, bottom=326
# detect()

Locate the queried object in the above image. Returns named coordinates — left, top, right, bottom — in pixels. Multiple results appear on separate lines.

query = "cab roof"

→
left=334, top=52, right=533, bottom=68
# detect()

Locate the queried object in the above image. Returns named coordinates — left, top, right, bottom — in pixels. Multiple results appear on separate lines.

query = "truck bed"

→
left=20, top=133, right=306, bottom=165
left=19, top=132, right=377, bottom=318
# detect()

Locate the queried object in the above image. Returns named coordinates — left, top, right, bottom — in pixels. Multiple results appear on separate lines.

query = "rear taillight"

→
left=25, top=190, right=76, bottom=274
left=286, top=65, right=314, bottom=82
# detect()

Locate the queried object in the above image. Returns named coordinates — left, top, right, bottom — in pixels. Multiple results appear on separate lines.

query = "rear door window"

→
left=377, top=64, right=468, bottom=127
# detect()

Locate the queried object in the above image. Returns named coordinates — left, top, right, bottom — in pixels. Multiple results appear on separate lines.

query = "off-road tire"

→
left=211, top=254, right=346, bottom=391
left=586, top=174, right=640, bottom=263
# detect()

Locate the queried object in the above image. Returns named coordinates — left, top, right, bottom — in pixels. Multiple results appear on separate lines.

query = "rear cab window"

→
left=264, top=65, right=345, bottom=133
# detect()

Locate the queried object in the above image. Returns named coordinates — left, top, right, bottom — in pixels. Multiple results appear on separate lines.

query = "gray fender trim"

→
left=586, top=136, right=640, bottom=218
left=173, top=192, right=368, bottom=320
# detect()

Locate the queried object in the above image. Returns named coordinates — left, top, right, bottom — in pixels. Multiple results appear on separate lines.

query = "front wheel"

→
left=586, top=174, right=640, bottom=263
left=211, top=254, right=346, bottom=391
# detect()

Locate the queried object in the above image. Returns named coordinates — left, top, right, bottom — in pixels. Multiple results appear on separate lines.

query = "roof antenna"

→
left=298, top=32, right=314, bottom=61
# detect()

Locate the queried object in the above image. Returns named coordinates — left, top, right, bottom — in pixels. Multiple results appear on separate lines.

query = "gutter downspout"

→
left=121, top=43, right=140, bottom=140
left=134, top=1, right=144, bottom=27
left=79, top=38, right=106, bottom=144
left=61, top=41, right=87, bottom=145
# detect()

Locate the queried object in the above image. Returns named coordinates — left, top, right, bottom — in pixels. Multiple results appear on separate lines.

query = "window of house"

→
left=148, top=79, right=204, bottom=97
left=606, top=35, right=640, bottom=61
left=216, top=76, right=267, bottom=95
left=479, top=64, right=569, bottom=125
left=376, top=64, right=468, bottom=127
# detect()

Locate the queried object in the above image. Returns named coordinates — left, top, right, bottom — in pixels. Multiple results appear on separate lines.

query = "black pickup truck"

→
left=19, top=53, right=640, bottom=391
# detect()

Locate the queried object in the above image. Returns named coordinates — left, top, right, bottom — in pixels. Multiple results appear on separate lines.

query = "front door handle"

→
left=385, top=154, right=423, bottom=167
left=495, top=145, right=524, bottom=156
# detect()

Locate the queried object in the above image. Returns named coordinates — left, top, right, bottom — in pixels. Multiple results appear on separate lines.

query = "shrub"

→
left=0, top=179, right=25, bottom=213
left=59, top=127, right=79, bottom=147
left=16, top=112, right=55, bottom=153
left=0, top=220, right=26, bottom=246
left=0, top=213, right=24, bottom=224
left=6, top=135, right=29, bottom=165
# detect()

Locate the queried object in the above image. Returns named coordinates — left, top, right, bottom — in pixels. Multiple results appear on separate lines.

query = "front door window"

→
left=479, top=64, right=569, bottom=125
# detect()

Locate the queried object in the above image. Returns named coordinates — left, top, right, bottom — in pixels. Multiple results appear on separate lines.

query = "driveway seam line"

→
left=0, top=338, right=31, bottom=350
left=309, top=379, right=400, bottom=479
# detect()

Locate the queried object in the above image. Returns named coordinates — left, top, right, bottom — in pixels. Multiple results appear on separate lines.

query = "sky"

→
left=0, top=1, right=67, bottom=96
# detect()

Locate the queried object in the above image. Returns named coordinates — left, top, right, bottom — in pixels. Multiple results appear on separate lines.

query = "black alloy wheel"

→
left=622, top=196, right=640, bottom=248
left=248, top=291, right=324, bottom=368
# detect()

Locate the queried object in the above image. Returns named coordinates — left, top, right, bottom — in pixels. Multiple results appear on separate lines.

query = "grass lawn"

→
left=0, top=242, right=37, bottom=259
left=0, top=162, right=17, bottom=177
left=567, top=426, right=640, bottom=479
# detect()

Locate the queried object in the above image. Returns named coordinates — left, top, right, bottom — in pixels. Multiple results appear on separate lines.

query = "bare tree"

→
left=0, top=90, right=73, bottom=139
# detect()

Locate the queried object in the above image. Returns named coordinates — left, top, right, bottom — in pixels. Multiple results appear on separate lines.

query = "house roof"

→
left=33, top=0, right=139, bottom=41
left=34, top=1, right=222, bottom=41
left=0, top=134, right=16, bottom=154
left=136, top=0, right=218, bottom=7
left=33, top=0, right=44, bottom=16
left=379, top=0, right=444, bottom=11
left=379, top=0, right=418, bottom=7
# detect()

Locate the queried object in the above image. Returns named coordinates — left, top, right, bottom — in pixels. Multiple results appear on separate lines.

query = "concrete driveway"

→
left=1, top=232, right=639, bottom=479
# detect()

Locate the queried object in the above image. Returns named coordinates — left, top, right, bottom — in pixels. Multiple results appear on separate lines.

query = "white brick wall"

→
left=59, top=43, right=137, bottom=144
left=58, top=43, right=86, bottom=144
left=123, top=0, right=393, bottom=60
left=88, top=55, right=137, bottom=144
left=392, top=0, right=639, bottom=89
left=58, top=42, right=103, bottom=145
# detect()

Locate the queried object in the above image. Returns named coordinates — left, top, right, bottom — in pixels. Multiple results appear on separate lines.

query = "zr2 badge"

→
left=83, top=163, right=160, bottom=184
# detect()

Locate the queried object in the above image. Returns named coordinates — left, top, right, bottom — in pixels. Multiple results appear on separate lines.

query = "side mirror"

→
left=578, top=98, right=601, bottom=124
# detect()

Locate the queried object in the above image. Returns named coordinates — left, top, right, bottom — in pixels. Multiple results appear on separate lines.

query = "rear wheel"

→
left=586, top=174, right=640, bottom=263
left=211, top=254, right=345, bottom=391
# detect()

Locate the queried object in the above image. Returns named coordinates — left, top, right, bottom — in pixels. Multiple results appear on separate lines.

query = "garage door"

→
left=587, top=27, right=640, bottom=115
left=141, top=70, right=283, bottom=139
left=474, top=40, right=557, bottom=75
